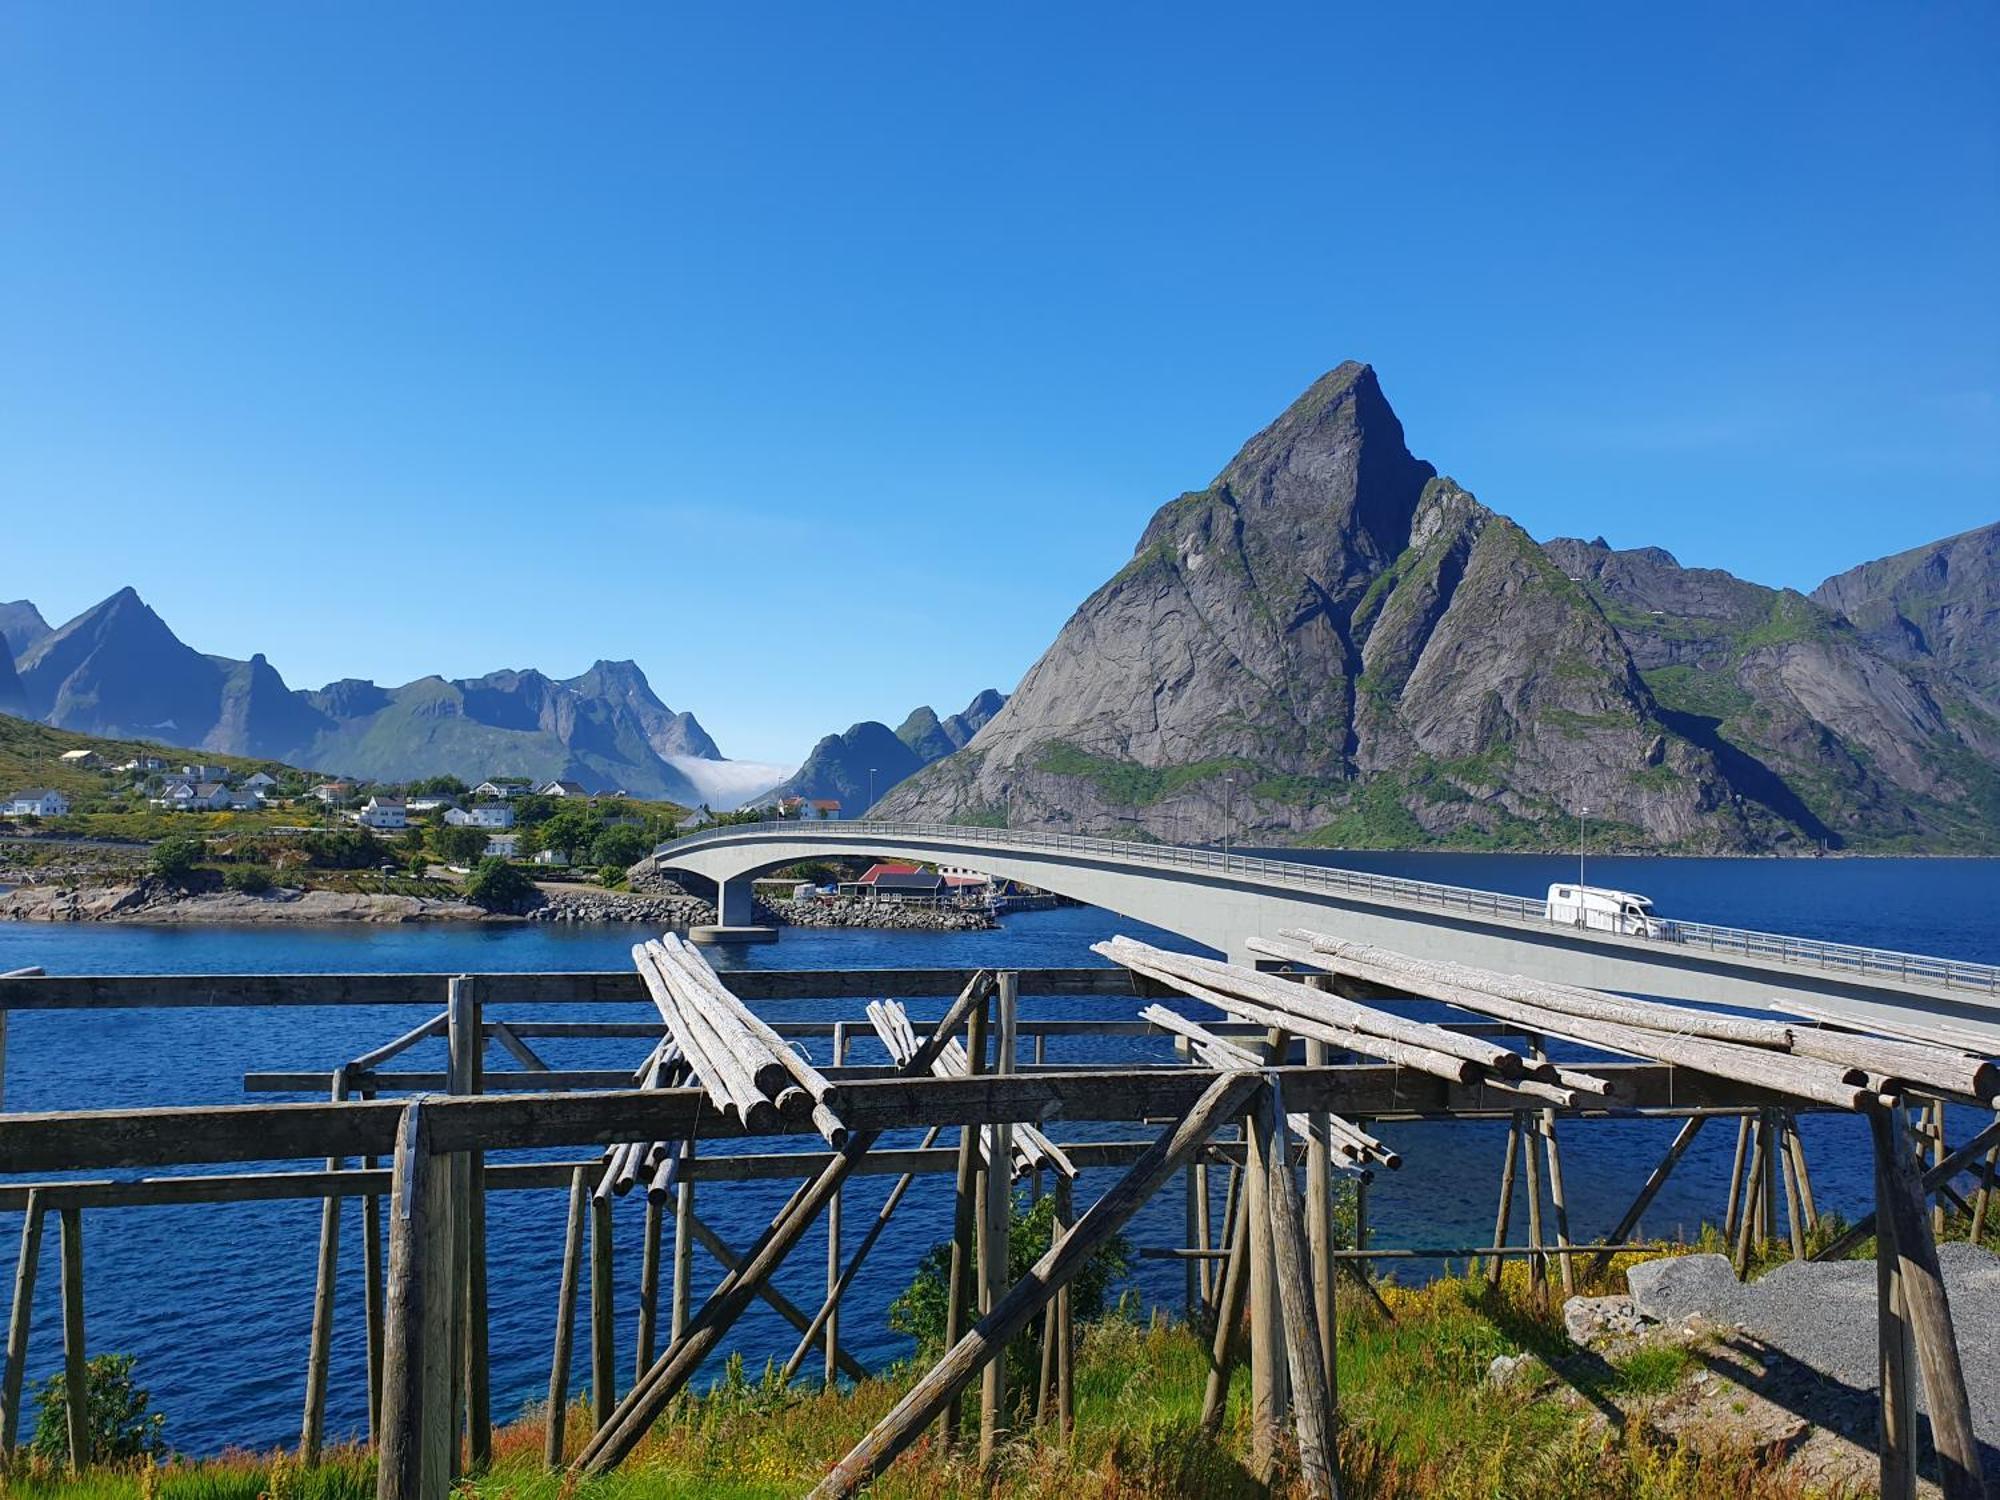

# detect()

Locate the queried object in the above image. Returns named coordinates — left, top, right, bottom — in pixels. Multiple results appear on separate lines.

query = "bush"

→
left=889, top=1190, right=1130, bottom=1409
left=148, top=836, right=206, bottom=886
left=589, top=824, right=651, bottom=870
left=30, top=1352, right=167, bottom=1465
left=222, top=863, right=273, bottom=894
left=296, top=829, right=389, bottom=869
left=431, top=824, right=489, bottom=866
left=464, top=856, right=534, bottom=911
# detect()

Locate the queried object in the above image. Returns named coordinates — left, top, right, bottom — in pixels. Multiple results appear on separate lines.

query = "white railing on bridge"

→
left=654, top=819, right=2000, bottom=998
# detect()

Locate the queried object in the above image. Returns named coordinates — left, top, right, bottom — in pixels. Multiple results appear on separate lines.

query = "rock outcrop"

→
left=880, top=364, right=2000, bottom=851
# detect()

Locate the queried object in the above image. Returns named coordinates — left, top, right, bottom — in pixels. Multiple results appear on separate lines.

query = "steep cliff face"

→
left=0, top=601, right=48, bottom=659
left=0, top=637, right=23, bottom=718
left=879, top=367, right=2000, bottom=850
left=1812, top=522, right=2000, bottom=695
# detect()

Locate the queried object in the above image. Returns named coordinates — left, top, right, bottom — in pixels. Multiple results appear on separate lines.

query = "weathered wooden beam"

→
left=299, top=1070, right=349, bottom=1465
left=544, top=1167, right=587, bottom=1469
left=588, top=1194, right=614, bottom=1431
left=1867, top=1105, right=1986, bottom=1500
left=0, top=1190, right=45, bottom=1461
left=1813, top=1114, right=2000, bottom=1262
left=1260, top=1079, right=1337, bottom=1500
left=0, top=1063, right=1806, bottom=1176
left=58, top=1206, right=86, bottom=1471
left=941, top=992, right=988, bottom=1450
left=0, top=967, right=1156, bottom=1011
left=809, top=1069, right=1262, bottom=1499
left=376, top=1104, right=452, bottom=1500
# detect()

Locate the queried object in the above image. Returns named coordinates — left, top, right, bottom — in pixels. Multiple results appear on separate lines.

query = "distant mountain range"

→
left=757, top=689, right=1007, bottom=813
left=878, top=363, right=2000, bottom=852
left=0, top=589, right=787, bottom=806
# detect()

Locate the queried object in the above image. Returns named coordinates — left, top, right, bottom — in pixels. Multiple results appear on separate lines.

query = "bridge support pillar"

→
left=689, top=877, right=777, bottom=946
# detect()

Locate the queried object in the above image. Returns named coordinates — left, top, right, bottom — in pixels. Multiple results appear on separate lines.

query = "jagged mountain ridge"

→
left=1811, top=522, right=2000, bottom=696
left=8, top=589, right=734, bottom=801
left=761, top=689, right=1008, bottom=812
left=879, top=363, right=2000, bottom=851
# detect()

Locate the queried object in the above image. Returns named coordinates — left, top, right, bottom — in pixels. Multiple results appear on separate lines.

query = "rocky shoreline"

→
left=0, top=878, right=1000, bottom=930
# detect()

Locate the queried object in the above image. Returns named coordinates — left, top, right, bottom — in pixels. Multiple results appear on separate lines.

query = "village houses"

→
left=4, top=789, right=71, bottom=818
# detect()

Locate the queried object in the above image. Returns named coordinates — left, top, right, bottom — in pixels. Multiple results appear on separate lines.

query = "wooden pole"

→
left=1193, top=1158, right=1213, bottom=1309
left=1056, top=1174, right=1075, bottom=1436
left=444, top=977, right=473, bottom=1476
left=461, top=980, right=491, bottom=1473
left=824, top=1022, right=847, bottom=1387
left=58, top=1206, right=86, bottom=1472
left=979, top=970, right=1018, bottom=1468
left=1, top=1190, right=46, bottom=1463
left=545, top=1166, right=587, bottom=1469
left=1245, top=1034, right=1287, bottom=1484
left=1778, top=1125, right=1808, bottom=1262
left=1722, top=1114, right=1750, bottom=1243
left=362, top=1087, right=387, bottom=1445
left=1868, top=1104, right=1986, bottom=1500
left=376, top=1103, right=452, bottom=1500
left=589, top=1193, right=615, bottom=1431
left=1973, top=1130, right=1997, bottom=1249
left=301, top=1069, right=351, bottom=1463
left=1877, top=1128, right=1917, bottom=1500
left=1734, top=1115, right=1769, bottom=1279
left=940, top=988, right=988, bottom=1448
left=1261, top=1079, right=1339, bottom=1500
left=1587, top=1115, right=1705, bottom=1280
left=1518, top=1111, right=1546, bottom=1302
left=636, top=1196, right=663, bottom=1379
left=1531, top=1039, right=1574, bottom=1299
left=671, top=1139, right=693, bottom=1341
left=1201, top=1168, right=1254, bottom=1436
left=1928, top=1101, right=1948, bottom=1240
left=683, top=1212, right=868, bottom=1383
left=1758, top=1107, right=1778, bottom=1247
left=807, top=1069, right=1259, bottom=1500
left=1784, top=1111, right=1819, bottom=1231
left=1487, top=1113, right=1520, bottom=1287
left=1305, top=1037, right=1337, bottom=1383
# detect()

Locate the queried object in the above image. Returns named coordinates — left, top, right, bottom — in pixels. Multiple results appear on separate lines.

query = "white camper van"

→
left=1546, top=883, right=1662, bottom=937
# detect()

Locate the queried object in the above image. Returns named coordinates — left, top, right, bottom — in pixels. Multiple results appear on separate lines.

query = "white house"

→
left=180, top=764, right=234, bottom=785
left=474, top=779, right=530, bottom=799
left=57, top=749, right=98, bottom=768
left=530, top=847, right=569, bottom=866
left=676, top=807, right=716, bottom=833
left=4, top=789, right=71, bottom=817
left=311, top=781, right=356, bottom=803
left=484, top=833, right=521, bottom=859
left=446, top=804, right=515, bottom=829
left=354, top=796, right=408, bottom=830
left=538, top=780, right=588, bottom=798
left=158, top=781, right=232, bottom=812
left=242, top=771, right=281, bottom=793
left=118, top=755, right=168, bottom=775
left=225, top=786, right=266, bottom=811
left=406, top=793, right=461, bottom=814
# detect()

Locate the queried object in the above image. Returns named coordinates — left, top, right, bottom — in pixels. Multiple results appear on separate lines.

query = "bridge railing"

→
left=653, top=819, right=2000, bottom=998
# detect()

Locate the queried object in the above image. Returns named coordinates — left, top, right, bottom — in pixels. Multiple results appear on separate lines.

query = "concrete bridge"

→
left=652, top=820, right=2000, bottom=1048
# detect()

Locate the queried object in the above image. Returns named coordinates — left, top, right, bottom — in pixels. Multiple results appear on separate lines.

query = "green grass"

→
left=1032, top=743, right=1256, bottom=808
left=5, top=1268, right=1838, bottom=1500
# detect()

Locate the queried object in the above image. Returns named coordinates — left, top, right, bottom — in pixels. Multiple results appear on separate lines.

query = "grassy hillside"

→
left=0, top=714, right=311, bottom=803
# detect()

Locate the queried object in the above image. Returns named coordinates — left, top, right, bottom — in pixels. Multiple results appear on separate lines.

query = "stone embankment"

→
left=524, top=884, right=715, bottom=926
left=765, top=896, right=997, bottom=932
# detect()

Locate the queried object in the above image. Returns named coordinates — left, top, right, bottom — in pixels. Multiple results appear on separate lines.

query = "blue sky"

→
left=3, top=4, right=1995, bottom=764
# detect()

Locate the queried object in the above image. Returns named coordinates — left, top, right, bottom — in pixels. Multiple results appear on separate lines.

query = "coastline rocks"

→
left=767, top=896, right=997, bottom=932
left=524, top=886, right=715, bottom=925
left=0, top=879, right=489, bottom=923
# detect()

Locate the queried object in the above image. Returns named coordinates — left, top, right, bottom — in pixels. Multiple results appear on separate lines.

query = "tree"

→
left=535, top=805, right=599, bottom=864
left=589, top=824, right=651, bottom=871
left=464, top=856, right=534, bottom=911
left=432, top=824, right=490, bottom=866
left=149, top=836, right=207, bottom=886
left=407, top=774, right=468, bottom=797
left=222, top=863, right=273, bottom=894
left=31, top=1353, right=167, bottom=1465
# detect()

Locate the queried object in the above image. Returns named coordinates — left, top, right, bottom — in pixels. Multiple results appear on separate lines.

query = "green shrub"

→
left=30, top=1352, right=166, bottom=1465
left=464, top=857, right=534, bottom=911
left=148, top=836, right=206, bottom=886
left=222, top=863, right=273, bottom=894
left=297, top=828, right=389, bottom=870
left=589, top=824, right=651, bottom=870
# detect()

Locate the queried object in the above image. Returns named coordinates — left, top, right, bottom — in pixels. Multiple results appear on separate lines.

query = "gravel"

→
left=1628, top=1245, right=2000, bottom=1456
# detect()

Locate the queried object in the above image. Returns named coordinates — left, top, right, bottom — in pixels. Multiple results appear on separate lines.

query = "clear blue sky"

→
left=4, top=3, right=1995, bottom=764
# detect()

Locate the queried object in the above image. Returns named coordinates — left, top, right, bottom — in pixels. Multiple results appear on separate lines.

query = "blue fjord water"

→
left=0, top=852, right=1994, bottom=1455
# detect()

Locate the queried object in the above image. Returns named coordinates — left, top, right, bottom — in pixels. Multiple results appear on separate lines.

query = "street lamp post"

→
left=868, top=767, right=877, bottom=817
left=1578, top=804, right=1589, bottom=890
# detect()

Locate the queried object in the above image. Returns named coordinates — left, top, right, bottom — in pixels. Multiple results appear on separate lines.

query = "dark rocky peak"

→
left=895, top=705, right=954, bottom=763
left=1812, top=521, right=2000, bottom=691
left=307, top=677, right=392, bottom=719
left=0, top=600, right=50, bottom=658
left=1543, top=536, right=1775, bottom=623
left=941, top=688, right=1007, bottom=747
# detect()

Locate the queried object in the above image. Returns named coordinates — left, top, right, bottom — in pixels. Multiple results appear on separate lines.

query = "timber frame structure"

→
left=0, top=944, right=1995, bottom=1500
